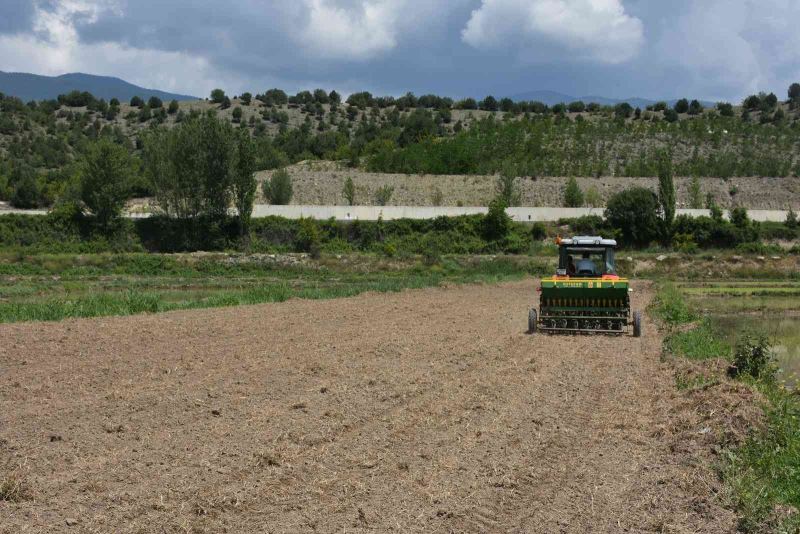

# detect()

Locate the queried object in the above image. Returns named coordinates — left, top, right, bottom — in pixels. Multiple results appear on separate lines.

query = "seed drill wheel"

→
left=528, top=308, right=538, bottom=334
left=633, top=311, right=642, bottom=338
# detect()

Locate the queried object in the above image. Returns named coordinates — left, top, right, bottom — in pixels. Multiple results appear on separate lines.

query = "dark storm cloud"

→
left=0, top=0, right=36, bottom=34
left=2, top=1, right=799, bottom=102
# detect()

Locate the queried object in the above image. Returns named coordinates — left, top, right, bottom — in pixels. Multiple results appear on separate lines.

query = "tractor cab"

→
left=556, top=236, right=617, bottom=279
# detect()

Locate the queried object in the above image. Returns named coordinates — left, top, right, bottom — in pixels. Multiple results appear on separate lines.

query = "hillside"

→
left=0, top=85, right=798, bottom=210
left=0, top=71, right=197, bottom=103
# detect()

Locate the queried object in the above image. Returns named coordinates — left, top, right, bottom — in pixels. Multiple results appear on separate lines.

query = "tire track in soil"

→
left=0, top=280, right=735, bottom=533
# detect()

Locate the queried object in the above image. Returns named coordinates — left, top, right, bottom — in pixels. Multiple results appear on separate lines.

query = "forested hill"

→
left=0, top=71, right=196, bottom=103
left=0, top=84, right=799, bottom=209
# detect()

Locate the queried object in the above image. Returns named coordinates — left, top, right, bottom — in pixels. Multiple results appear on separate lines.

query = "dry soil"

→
left=0, top=281, right=736, bottom=533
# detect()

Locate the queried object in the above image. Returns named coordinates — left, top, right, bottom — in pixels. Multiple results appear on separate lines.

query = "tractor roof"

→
left=560, top=236, right=617, bottom=247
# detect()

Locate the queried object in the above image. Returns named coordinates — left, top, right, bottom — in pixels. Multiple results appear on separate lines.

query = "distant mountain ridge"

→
left=507, top=90, right=715, bottom=109
left=0, top=71, right=197, bottom=103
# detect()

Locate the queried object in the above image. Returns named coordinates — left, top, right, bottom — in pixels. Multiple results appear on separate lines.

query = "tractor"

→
left=528, top=236, right=642, bottom=336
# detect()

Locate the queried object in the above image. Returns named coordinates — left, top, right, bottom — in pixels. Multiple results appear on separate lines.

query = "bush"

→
left=786, top=207, right=798, bottom=229
left=531, top=222, right=547, bottom=241
left=483, top=198, right=510, bottom=241
left=374, top=185, right=394, bottom=206
left=563, top=177, right=584, bottom=207
left=296, top=217, right=321, bottom=257
left=674, top=99, right=689, bottom=113
left=262, top=168, right=293, bottom=205
left=731, top=331, right=774, bottom=380
left=10, top=175, right=42, bottom=209
left=130, top=96, right=144, bottom=107
left=342, top=176, right=356, bottom=206
left=167, top=100, right=179, bottom=114
left=605, top=187, right=660, bottom=248
left=148, top=96, right=163, bottom=109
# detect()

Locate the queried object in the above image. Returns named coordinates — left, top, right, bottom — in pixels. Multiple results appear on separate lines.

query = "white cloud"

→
left=0, top=0, right=229, bottom=95
left=656, top=0, right=800, bottom=99
left=462, top=0, right=644, bottom=64
left=300, top=0, right=403, bottom=60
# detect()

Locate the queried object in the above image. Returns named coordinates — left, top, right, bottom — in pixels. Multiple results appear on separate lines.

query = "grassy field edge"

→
left=651, top=284, right=800, bottom=532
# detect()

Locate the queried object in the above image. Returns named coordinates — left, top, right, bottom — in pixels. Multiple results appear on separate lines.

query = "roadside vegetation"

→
left=653, top=283, right=800, bottom=532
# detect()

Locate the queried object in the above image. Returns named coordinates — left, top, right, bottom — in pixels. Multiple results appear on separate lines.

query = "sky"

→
left=0, top=0, right=798, bottom=102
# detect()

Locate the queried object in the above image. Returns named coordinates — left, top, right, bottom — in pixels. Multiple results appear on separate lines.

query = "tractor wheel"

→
left=528, top=308, right=538, bottom=334
left=633, top=311, right=642, bottom=338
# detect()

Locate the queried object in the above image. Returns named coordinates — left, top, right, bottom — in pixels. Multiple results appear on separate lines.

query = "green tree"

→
left=232, top=130, right=257, bottom=235
left=789, top=83, right=800, bottom=101
left=240, top=92, right=252, bottom=106
left=143, top=114, right=236, bottom=218
left=658, top=155, right=676, bottom=244
left=148, top=96, right=163, bottom=108
left=262, top=168, right=293, bottom=205
left=482, top=197, right=510, bottom=241
left=342, top=176, right=356, bottom=205
left=79, top=138, right=135, bottom=230
left=716, top=102, right=734, bottom=116
left=785, top=206, right=798, bottom=229
left=674, top=98, right=689, bottom=113
left=688, top=176, right=703, bottom=209
left=688, top=99, right=703, bottom=115
left=605, top=187, right=660, bottom=248
left=706, top=193, right=723, bottom=221
left=663, top=109, right=679, bottom=122
left=10, top=173, right=42, bottom=209
left=167, top=100, right=179, bottom=114
left=480, top=95, right=498, bottom=111
left=497, top=164, right=521, bottom=206
left=232, top=106, right=243, bottom=123
left=130, top=96, right=144, bottom=107
left=564, top=177, right=584, bottom=207
left=210, top=88, right=226, bottom=104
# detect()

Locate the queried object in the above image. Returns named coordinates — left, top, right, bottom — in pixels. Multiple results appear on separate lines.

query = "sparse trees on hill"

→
left=260, top=89, right=288, bottom=106
left=480, top=96, right=498, bottom=112
left=210, top=89, right=226, bottom=104
left=568, top=101, right=586, bottom=113
left=717, top=102, right=734, bottom=116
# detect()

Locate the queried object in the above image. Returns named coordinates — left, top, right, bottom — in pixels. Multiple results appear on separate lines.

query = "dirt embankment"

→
left=1, top=281, right=741, bottom=533
left=257, top=162, right=800, bottom=210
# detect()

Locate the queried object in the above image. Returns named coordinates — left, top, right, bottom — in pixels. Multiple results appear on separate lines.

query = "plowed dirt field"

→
left=1, top=280, right=735, bottom=533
